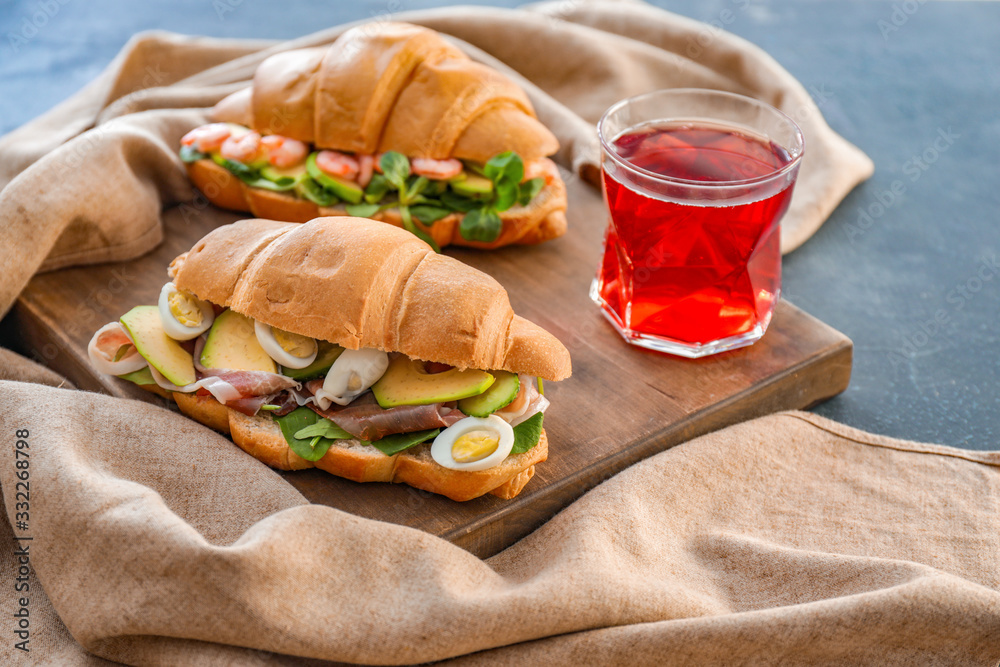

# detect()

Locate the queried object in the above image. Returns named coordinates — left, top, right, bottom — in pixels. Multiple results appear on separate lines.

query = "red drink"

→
left=598, top=122, right=793, bottom=345
left=593, top=89, right=803, bottom=358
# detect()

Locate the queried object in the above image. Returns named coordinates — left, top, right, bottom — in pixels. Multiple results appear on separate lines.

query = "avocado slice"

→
left=306, top=153, right=364, bottom=204
left=260, top=163, right=307, bottom=185
left=200, top=310, right=276, bottom=373
left=120, top=306, right=196, bottom=386
left=372, top=356, right=494, bottom=408
left=281, top=341, right=345, bottom=380
left=117, top=366, right=157, bottom=386
left=457, top=371, right=520, bottom=417
left=451, top=173, right=493, bottom=198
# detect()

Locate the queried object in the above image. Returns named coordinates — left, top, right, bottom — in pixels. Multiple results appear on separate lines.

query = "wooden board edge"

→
left=447, top=336, right=853, bottom=557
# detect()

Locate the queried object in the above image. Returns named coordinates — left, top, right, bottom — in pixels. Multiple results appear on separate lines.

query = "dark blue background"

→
left=2, top=0, right=998, bottom=449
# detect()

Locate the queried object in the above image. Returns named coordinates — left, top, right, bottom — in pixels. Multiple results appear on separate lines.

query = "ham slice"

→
left=199, top=368, right=299, bottom=397
left=307, top=393, right=465, bottom=441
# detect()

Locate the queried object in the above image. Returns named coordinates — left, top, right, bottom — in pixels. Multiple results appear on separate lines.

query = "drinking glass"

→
left=591, top=89, right=804, bottom=358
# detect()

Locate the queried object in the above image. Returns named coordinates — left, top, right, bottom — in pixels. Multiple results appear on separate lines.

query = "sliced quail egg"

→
left=254, top=321, right=319, bottom=369
left=315, top=348, right=389, bottom=406
left=157, top=282, right=215, bottom=340
left=431, top=416, right=515, bottom=472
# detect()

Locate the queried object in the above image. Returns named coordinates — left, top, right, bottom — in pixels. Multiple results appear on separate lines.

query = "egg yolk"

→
left=168, top=291, right=203, bottom=328
left=272, top=327, right=317, bottom=359
left=452, top=430, right=500, bottom=463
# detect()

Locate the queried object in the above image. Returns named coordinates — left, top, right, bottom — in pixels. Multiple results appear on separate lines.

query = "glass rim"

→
left=597, top=88, right=805, bottom=188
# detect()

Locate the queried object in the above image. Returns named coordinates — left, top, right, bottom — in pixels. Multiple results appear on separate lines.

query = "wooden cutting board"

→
left=2, top=174, right=852, bottom=558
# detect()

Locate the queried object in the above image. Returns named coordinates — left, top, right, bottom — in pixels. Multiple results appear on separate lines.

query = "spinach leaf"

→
left=215, top=156, right=256, bottom=179
left=371, top=429, right=440, bottom=456
left=518, top=177, right=545, bottom=206
left=440, top=191, right=483, bottom=212
left=494, top=178, right=519, bottom=212
left=179, top=145, right=207, bottom=163
left=404, top=175, right=430, bottom=201
left=275, top=407, right=341, bottom=462
left=399, top=206, right=441, bottom=253
left=294, top=420, right=352, bottom=441
left=345, top=202, right=382, bottom=217
left=510, top=412, right=543, bottom=454
left=364, top=173, right=392, bottom=203
left=410, top=204, right=452, bottom=225
left=380, top=151, right=410, bottom=190
left=459, top=208, right=503, bottom=243
left=483, top=151, right=524, bottom=185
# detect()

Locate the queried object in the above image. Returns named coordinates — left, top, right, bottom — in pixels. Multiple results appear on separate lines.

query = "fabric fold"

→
left=0, top=347, right=997, bottom=665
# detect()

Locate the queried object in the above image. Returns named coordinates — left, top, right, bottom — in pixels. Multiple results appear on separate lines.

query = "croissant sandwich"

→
left=179, top=22, right=568, bottom=250
left=87, top=217, right=572, bottom=501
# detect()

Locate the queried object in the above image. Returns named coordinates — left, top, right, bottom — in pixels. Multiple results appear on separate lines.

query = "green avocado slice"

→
left=306, top=153, right=364, bottom=204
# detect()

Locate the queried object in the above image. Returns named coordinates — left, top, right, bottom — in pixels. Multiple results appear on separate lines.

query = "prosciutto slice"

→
left=199, top=368, right=299, bottom=397
left=308, top=393, right=465, bottom=441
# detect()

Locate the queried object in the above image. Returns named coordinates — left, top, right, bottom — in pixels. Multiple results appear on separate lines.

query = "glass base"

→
left=589, top=279, right=773, bottom=359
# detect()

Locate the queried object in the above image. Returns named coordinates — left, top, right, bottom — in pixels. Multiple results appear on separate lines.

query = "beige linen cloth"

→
left=0, top=0, right=874, bottom=318
left=9, top=1, right=994, bottom=664
left=1, top=352, right=999, bottom=665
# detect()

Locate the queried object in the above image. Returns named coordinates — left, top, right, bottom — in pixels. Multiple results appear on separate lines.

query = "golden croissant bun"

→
left=171, top=217, right=572, bottom=381
left=186, top=22, right=568, bottom=249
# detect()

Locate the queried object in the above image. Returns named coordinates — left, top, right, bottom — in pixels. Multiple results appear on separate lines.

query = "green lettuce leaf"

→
left=179, top=145, right=207, bottom=163
left=371, top=429, right=440, bottom=456
left=510, top=412, right=543, bottom=454
left=294, top=420, right=352, bottom=441
left=459, top=208, right=503, bottom=243
left=275, top=407, right=344, bottom=462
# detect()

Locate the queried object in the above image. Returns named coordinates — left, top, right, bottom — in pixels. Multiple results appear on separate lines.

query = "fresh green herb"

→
left=179, top=145, right=207, bottom=163
left=459, top=207, right=503, bottom=243
left=297, top=177, right=339, bottom=206
left=371, top=428, right=440, bottom=456
left=510, top=412, right=543, bottom=454
left=443, top=152, right=541, bottom=244
left=294, top=420, right=352, bottom=441
left=439, top=190, right=482, bottom=212
left=275, top=407, right=346, bottom=462
left=345, top=202, right=383, bottom=217
left=409, top=204, right=452, bottom=225
left=364, top=173, right=392, bottom=203
left=379, top=151, right=411, bottom=189
left=213, top=155, right=256, bottom=179
left=259, top=404, right=282, bottom=412
left=117, top=366, right=156, bottom=386
left=399, top=205, right=441, bottom=253
left=518, top=177, right=545, bottom=206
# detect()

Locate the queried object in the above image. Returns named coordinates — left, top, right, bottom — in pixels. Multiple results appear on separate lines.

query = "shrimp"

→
left=261, top=135, right=308, bottom=168
left=220, top=130, right=262, bottom=163
left=411, top=157, right=463, bottom=180
left=523, top=159, right=553, bottom=184
left=357, top=154, right=374, bottom=187
left=180, top=123, right=231, bottom=153
left=316, top=150, right=359, bottom=181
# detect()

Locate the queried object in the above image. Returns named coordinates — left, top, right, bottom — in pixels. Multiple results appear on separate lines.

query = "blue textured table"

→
left=2, top=0, right=997, bottom=449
